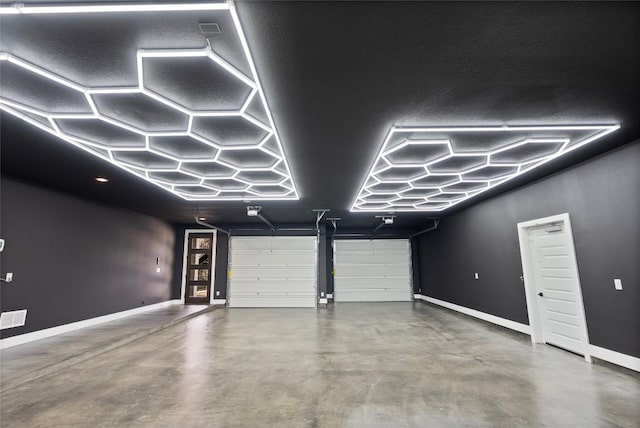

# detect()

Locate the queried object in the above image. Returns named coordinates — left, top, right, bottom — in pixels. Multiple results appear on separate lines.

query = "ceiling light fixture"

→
left=95, top=177, right=109, bottom=183
left=0, top=1, right=299, bottom=202
left=352, top=124, right=620, bottom=212
left=0, top=2, right=229, bottom=14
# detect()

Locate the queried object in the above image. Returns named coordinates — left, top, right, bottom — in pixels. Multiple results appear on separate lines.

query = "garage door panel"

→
left=229, top=295, right=316, bottom=308
left=337, top=277, right=409, bottom=289
left=337, top=289, right=411, bottom=302
left=230, top=280, right=316, bottom=293
left=336, top=264, right=410, bottom=278
left=337, top=252, right=409, bottom=265
left=232, top=251, right=315, bottom=266
left=231, top=266, right=316, bottom=280
left=337, top=240, right=408, bottom=252
left=232, top=237, right=315, bottom=251
left=229, top=236, right=317, bottom=308
left=334, top=239, right=411, bottom=302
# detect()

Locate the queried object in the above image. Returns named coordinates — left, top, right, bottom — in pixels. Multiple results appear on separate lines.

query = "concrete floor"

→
left=1, top=302, right=638, bottom=427
left=1, top=304, right=211, bottom=390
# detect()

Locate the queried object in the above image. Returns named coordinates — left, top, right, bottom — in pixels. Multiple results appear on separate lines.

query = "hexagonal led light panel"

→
left=352, top=125, right=620, bottom=212
left=0, top=2, right=298, bottom=201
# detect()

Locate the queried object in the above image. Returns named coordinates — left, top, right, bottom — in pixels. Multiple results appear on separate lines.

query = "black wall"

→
left=326, top=236, right=334, bottom=296
left=0, top=177, right=176, bottom=338
left=416, top=141, right=640, bottom=358
left=214, top=233, right=229, bottom=300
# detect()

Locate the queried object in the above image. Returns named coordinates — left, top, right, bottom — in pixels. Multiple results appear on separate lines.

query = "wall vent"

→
left=0, top=310, right=27, bottom=330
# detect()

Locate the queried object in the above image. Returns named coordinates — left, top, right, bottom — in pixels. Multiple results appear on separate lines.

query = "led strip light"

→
left=0, top=2, right=229, bottom=14
left=0, top=1, right=299, bottom=201
left=352, top=125, right=620, bottom=212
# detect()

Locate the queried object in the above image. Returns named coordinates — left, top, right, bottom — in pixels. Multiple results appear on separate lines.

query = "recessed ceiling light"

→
left=352, top=124, right=620, bottom=212
left=95, top=177, right=109, bottom=183
left=0, top=2, right=299, bottom=202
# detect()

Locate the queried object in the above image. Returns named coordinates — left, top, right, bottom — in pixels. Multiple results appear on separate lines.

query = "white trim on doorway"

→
left=181, top=229, right=217, bottom=304
left=517, top=213, right=592, bottom=363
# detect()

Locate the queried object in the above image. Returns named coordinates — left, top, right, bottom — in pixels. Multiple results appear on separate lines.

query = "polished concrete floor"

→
left=1, top=302, right=638, bottom=427
left=1, top=304, right=211, bottom=390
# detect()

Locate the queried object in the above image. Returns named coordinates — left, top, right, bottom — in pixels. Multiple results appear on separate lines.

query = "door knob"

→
left=537, top=292, right=544, bottom=297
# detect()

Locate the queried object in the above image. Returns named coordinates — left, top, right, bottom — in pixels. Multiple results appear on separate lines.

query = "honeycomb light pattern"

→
left=352, top=125, right=620, bottom=212
left=0, top=44, right=297, bottom=201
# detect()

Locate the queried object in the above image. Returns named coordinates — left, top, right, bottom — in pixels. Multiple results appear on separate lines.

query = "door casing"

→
left=181, top=229, right=217, bottom=304
left=517, top=213, right=591, bottom=362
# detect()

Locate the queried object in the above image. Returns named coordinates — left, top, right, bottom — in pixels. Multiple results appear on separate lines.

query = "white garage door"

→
left=228, top=236, right=317, bottom=308
left=334, top=239, right=412, bottom=302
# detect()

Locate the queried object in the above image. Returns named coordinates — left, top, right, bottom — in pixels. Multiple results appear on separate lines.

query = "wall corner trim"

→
left=0, top=299, right=182, bottom=350
left=414, top=294, right=532, bottom=335
left=212, top=299, right=227, bottom=305
left=589, top=345, right=640, bottom=372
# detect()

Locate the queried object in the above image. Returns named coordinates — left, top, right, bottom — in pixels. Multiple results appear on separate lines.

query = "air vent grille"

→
left=0, top=310, right=27, bottom=329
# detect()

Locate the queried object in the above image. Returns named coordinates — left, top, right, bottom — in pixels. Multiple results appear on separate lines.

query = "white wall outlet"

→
left=614, top=278, right=623, bottom=290
left=216, top=290, right=220, bottom=296
left=0, top=239, right=5, bottom=252
left=156, top=267, right=161, bottom=273
left=474, top=273, right=479, bottom=280
left=321, top=292, right=325, bottom=297
left=5, top=273, right=13, bottom=282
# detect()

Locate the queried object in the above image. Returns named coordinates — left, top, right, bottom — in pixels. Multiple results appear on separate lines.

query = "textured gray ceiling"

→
left=1, top=1, right=639, bottom=229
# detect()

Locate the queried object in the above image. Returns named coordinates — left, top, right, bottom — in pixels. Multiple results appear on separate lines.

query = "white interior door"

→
left=228, top=236, right=317, bottom=308
left=527, top=222, right=589, bottom=356
left=334, top=239, right=412, bottom=302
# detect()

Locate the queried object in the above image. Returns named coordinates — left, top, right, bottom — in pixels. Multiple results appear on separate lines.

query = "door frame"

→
left=227, top=235, right=318, bottom=308
left=181, top=229, right=217, bottom=304
left=517, top=213, right=591, bottom=362
left=332, top=238, right=413, bottom=302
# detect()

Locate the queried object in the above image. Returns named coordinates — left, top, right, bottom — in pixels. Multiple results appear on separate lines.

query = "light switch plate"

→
left=474, top=273, right=479, bottom=280
left=614, top=278, right=623, bottom=290
left=5, top=273, right=13, bottom=282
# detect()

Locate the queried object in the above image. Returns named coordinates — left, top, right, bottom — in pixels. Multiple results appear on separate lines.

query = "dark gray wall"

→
left=410, top=237, right=421, bottom=295
left=327, top=236, right=334, bottom=296
left=213, top=233, right=229, bottom=300
left=416, top=141, right=640, bottom=358
left=0, top=177, right=176, bottom=338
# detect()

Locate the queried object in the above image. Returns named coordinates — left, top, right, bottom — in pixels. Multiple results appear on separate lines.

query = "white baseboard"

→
left=415, top=294, right=640, bottom=373
left=589, top=344, right=640, bottom=372
left=0, top=299, right=182, bottom=350
left=414, top=294, right=531, bottom=335
left=212, top=299, right=226, bottom=305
